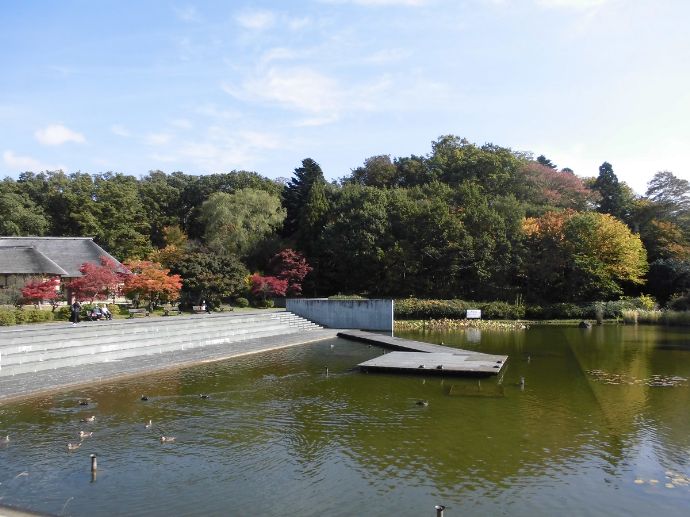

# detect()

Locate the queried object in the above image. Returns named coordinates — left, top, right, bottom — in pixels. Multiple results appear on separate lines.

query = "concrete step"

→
left=0, top=311, right=324, bottom=377
left=0, top=313, right=286, bottom=346
left=0, top=321, right=294, bottom=366
left=0, top=326, right=305, bottom=376
left=0, top=319, right=292, bottom=358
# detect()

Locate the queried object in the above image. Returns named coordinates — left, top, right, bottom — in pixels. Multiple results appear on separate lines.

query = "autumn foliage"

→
left=250, top=274, right=288, bottom=301
left=69, top=257, right=122, bottom=302
left=268, top=249, right=312, bottom=296
left=123, top=260, right=182, bottom=307
left=21, top=276, right=62, bottom=308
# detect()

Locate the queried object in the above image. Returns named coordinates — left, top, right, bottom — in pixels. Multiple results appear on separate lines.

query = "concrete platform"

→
left=359, top=351, right=506, bottom=376
left=338, top=330, right=508, bottom=376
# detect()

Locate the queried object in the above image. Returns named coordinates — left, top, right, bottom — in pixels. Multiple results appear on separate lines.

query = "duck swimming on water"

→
left=67, top=442, right=81, bottom=451
left=80, top=415, right=96, bottom=423
left=140, top=395, right=149, bottom=401
left=416, top=400, right=429, bottom=407
left=160, top=436, right=176, bottom=443
left=79, top=431, right=93, bottom=438
left=145, top=420, right=153, bottom=429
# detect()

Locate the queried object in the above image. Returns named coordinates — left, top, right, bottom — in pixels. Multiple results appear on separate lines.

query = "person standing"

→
left=70, top=301, right=81, bottom=326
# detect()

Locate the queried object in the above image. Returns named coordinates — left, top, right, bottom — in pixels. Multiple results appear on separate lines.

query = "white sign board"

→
left=466, top=309, right=482, bottom=319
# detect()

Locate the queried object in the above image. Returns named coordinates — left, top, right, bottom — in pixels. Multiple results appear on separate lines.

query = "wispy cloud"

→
left=235, top=10, right=276, bottom=30
left=3, top=150, right=56, bottom=172
left=145, top=133, right=173, bottom=146
left=320, top=0, right=432, bottom=6
left=155, top=128, right=289, bottom=172
left=536, top=0, right=610, bottom=8
left=111, top=124, right=131, bottom=137
left=223, top=67, right=342, bottom=120
left=34, top=124, right=85, bottom=146
left=173, top=5, right=201, bottom=22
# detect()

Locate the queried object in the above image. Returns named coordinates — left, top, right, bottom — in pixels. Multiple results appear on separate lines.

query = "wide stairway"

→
left=0, top=311, right=324, bottom=377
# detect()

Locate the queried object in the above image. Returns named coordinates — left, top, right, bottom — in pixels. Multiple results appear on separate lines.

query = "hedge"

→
left=395, top=297, right=655, bottom=321
left=0, top=308, right=54, bottom=326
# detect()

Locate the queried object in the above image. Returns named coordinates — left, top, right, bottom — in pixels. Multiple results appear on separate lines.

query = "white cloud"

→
left=320, top=0, right=431, bottom=5
left=173, top=5, right=201, bottom=22
left=194, top=103, right=240, bottom=120
left=536, top=0, right=609, bottom=8
left=170, top=118, right=193, bottom=129
left=3, top=150, right=55, bottom=172
left=34, top=124, right=85, bottom=146
left=223, top=67, right=342, bottom=119
left=111, top=124, right=131, bottom=137
left=145, top=133, right=173, bottom=146
left=236, top=10, right=276, bottom=30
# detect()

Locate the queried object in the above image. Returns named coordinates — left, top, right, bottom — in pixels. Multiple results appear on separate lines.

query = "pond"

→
left=1, top=324, right=689, bottom=516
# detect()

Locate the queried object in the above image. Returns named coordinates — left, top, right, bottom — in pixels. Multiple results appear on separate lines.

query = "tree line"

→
left=2, top=135, right=689, bottom=308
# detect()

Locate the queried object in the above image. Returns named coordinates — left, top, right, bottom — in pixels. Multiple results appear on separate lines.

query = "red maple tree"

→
left=21, top=276, right=62, bottom=309
left=122, top=260, right=182, bottom=309
left=268, top=249, right=312, bottom=296
left=69, top=257, right=122, bottom=302
left=250, top=274, right=288, bottom=301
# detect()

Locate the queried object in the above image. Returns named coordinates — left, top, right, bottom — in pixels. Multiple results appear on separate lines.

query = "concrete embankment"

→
left=0, top=311, right=336, bottom=403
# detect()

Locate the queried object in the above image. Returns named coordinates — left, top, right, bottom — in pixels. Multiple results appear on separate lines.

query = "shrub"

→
left=328, top=294, right=368, bottom=300
left=25, top=309, right=53, bottom=323
left=56, top=306, right=71, bottom=321
left=0, top=287, right=22, bottom=306
left=0, top=308, right=16, bottom=326
left=480, top=301, right=525, bottom=320
left=254, top=298, right=275, bottom=309
left=235, top=297, right=249, bottom=308
left=395, top=299, right=469, bottom=319
left=668, top=293, right=690, bottom=311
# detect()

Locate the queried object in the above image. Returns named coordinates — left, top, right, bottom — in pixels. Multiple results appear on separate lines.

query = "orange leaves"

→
left=122, top=260, right=182, bottom=304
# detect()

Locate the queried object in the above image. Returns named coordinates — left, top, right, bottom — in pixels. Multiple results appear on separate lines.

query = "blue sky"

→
left=1, top=0, right=688, bottom=193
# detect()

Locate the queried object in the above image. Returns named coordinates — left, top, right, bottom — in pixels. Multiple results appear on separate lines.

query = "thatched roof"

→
left=0, top=246, right=68, bottom=275
left=0, top=237, right=124, bottom=278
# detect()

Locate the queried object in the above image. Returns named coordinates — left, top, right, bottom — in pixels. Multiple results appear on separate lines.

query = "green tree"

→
left=92, top=172, right=152, bottom=259
left=200, top=188, right=285, bottom=257
left=169, top=249, right=248, bottom=307
left=536, top=155, right=557, bottom=169
left=282, top=158, right=327, bottom=237
left=591, top=162, right=628, bottom=220
left=0, top=187, right=50, bottom=235
left=523, top=211, right=648, bottom=302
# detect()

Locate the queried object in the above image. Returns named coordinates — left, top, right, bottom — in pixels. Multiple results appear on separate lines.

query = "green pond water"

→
left=1, top=324, right=689, bottom=516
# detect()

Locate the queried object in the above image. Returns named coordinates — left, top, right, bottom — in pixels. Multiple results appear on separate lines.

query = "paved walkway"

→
left=0, top=329, right=339, bottom=404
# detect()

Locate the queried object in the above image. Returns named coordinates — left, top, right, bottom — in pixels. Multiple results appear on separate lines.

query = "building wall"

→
left=286, top=299, right=394, bottom=331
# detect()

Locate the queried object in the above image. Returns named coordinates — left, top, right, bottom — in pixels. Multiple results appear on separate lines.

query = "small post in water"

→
left=435, top=504, right=446, bottom=517
left=90, top=454, right=98, bottom=482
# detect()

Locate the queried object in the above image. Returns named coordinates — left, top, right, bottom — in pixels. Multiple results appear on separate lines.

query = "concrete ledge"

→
left=0, top=329, right=339, bottom=404
left=286, top=299, right=393, bottom=331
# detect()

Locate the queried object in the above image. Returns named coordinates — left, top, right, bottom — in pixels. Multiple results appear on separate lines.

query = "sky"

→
left=1, top=0, right=688, bottom=193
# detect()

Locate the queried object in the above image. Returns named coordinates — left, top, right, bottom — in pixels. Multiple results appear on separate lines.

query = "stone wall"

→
left=286, top=299, right=393, bottom=331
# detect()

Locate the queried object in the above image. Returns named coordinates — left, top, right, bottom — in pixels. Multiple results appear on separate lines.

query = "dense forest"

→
left=2, top=135, right=690, bottom=308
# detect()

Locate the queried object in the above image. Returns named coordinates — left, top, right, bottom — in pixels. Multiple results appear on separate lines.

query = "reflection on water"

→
left=1, top=326, right=690, bottom=516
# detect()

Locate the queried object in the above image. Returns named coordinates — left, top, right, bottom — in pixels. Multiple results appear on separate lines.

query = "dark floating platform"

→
left=337, top=330, right=508, bottom=377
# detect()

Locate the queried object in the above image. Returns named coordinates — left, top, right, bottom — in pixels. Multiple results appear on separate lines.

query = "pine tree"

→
left=592, top=162, right=626, bottom=220
left=282, top=158, right=326, bottom=238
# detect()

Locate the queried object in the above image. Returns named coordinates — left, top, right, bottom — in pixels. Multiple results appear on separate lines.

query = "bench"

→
left=163, top=305, right=181, bottom=316
left=192, top=305, right=207, bottom=314
left=128, top=308, right=149, bottom=318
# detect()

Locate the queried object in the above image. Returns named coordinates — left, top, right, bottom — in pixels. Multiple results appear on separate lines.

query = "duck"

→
left=416, top=400, right=429, bottom=407
left=80, top=415, right=96, bottom=423
left=1, top=435, right=9, bottom=443
left=160, top=436, right=176, bottom=443
left=199, top=394, right=210, bottom=399
left=140, top=395, right=149, bottom=401
left=79, top=431, right=93, bottom=438
left=67, top=442, right=81, bottom=451
left=145, top=420, right=153, bottom=429
left=78, top=399, right=90, bottom=406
